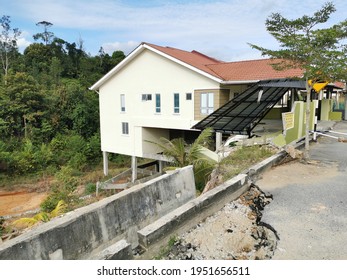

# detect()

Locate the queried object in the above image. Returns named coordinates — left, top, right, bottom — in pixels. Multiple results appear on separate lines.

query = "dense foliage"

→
left=0, top=16, right=126, bottom=178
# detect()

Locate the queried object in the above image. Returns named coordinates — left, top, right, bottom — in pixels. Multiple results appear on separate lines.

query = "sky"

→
left=2, top=0, right=347, bottom=61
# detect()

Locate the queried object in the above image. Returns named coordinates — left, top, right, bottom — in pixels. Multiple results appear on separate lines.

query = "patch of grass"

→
left=153, top=235, right=178, bottom=260
left=220, top=145, right=275, bottom=181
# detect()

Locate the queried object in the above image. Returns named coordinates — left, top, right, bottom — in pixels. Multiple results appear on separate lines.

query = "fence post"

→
left=96, top=181, right=100, bottom=197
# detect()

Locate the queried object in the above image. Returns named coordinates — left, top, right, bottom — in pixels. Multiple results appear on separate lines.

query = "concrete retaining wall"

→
left=138, top=174, right=250, bottom=252
left=136, top=148, right=290, bottom=259
left=0, top=166, right=195, bottom=260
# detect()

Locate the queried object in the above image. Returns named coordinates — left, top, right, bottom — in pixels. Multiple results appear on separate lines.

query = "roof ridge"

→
left=206, top=57, right=278, bottom=66
left=191, top=50, right=223, bottom=63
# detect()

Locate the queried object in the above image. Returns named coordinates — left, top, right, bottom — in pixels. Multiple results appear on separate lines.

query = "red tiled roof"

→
left=145, top=43, right=226, bottom=79
left=207, top=59, right=303, bottom=81
left=145, top=43, right=303, bottom=82
left=333, top=81, right=345, bottom=89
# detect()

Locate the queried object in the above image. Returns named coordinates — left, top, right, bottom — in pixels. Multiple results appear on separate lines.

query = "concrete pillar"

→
left=131, top=156, right=137, bottom=183
left=216, top=132, right=222, bottom=151
left=158, top=160, right=164, bottom=173
left=103, top=151, right=109, bottom=176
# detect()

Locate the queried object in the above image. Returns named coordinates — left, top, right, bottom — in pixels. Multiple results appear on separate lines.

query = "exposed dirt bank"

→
left=0, top=190, right=48, bottom=217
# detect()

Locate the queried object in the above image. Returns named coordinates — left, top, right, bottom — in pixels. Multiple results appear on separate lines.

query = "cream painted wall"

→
left=98, top=49, right=219, bottom=157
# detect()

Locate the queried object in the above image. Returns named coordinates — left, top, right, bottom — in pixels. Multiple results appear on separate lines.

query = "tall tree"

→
left=249, top=2, right=347, bottom=159
left=0, top=15, right=21, bottom=82
left=33, top=21, right=54, bottom=45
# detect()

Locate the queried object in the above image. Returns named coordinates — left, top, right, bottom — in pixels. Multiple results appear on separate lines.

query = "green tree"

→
left=33, top=21, right=54, bottom=45
left=249, top=2, right=347, bottom=159
left=0, top=15, right=21, bottom=82
left=0, top=72, right=45, bottom=138
left=24, top=43, right=52, bottom=77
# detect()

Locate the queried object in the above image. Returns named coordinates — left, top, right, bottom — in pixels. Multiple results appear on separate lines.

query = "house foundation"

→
left=103, top=151, right=109, bottom=176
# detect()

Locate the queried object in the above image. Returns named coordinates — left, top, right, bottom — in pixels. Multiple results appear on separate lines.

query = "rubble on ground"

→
left=285, top=145, right=303, bottom=159
left=163, top=185, right=278, bottom=260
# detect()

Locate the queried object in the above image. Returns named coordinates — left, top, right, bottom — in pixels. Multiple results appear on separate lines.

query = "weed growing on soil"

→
left=220, top=145, right=275, bottom=181
left=153, top=235, right=178, bottom=260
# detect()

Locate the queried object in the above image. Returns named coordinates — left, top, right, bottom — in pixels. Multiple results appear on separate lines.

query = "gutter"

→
left=221, top=79, right=260, bottom=85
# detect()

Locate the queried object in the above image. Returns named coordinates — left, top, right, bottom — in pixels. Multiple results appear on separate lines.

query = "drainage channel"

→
left=154, top=184, right=279, bottom=260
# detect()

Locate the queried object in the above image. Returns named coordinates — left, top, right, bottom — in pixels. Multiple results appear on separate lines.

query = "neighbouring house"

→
left=89, top=42, right=343, bottom=178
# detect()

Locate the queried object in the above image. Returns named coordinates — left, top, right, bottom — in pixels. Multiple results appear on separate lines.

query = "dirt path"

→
left=257, top=159, right=340, bottom=191
left=0, top=190, right=48, bottom=217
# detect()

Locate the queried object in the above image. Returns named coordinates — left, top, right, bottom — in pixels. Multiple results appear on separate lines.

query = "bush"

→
left=33, top=143, right=53, bottom=170
left=85, top=182, right=96, bottom=194
left=40, top=188, right=69, bottom=212
left=54, top=166, right=78, bottom=192
left=85, top=133, right=102, bottom=163
left=41, top=166, right=79, bottom=212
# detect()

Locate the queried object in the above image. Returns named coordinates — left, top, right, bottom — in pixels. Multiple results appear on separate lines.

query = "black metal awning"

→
left=192, top=78, right=306, bottom=135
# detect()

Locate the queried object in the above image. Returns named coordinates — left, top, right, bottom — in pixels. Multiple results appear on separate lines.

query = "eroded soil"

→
left=0, top=190, right=48, bottom=217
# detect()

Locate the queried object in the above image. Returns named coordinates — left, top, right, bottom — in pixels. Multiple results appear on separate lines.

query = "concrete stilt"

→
left=103, top=151, right=109, bottom=176
left=216, top=132, right=222, bottom=151
left=131, top=156, right=137, bottom=183
left=158, top=160, right=164, bottom=173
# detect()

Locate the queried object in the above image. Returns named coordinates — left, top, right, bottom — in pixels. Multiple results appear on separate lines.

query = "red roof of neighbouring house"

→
left=207, top=59, right=304, bottom=81
left=146, top=43, right=304, bottom=82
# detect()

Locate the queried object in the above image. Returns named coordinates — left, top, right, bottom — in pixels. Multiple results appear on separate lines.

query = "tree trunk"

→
left=23, top=115, right=27, bottom=139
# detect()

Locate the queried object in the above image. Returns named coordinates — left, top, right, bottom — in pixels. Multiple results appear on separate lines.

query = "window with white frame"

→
left=174, top=93, right=179, bottom=113
left=120, top=94, right=125, bottom=112
left=200, top=92, right=214, bottom=114
left=122, top=122, right=129, bottom=135
left=155, top=94, right=161, bottom=113
left=186, top=93, right=192, bottom=100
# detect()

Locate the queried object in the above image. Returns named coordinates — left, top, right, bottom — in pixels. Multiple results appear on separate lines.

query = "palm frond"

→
left=12, top=218, right=39, bottom=228
left=188, top=128, right=213, bottom=162
left=50, top=200, right=67, bottom=218
left=194, top=127, right=213, bottom=147
left=34, top=212, right=50, bottom=222
left=12, top=212, right=50, bottom=228
left=147, top=137, right=187, bottom=166
left=169, top=138, right=186, bottom=166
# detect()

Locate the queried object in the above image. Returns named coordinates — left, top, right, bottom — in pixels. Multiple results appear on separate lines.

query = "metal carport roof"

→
left=192, top=79, right=306, bottom=135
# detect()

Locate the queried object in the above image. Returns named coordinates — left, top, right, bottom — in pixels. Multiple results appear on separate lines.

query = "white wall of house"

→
left=98, top=49, right=219, bottom=158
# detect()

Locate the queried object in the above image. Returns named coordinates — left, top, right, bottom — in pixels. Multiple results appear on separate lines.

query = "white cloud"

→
left=6, top=0, right=347, bottom=58
left=17, top=37, right=32, bottom=51
left=102, top=41, right=140, bottom=55
left=16, top=31, right=32, bottom=52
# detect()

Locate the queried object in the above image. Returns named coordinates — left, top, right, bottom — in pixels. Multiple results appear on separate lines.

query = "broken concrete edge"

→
left=137, top=174, right=250, bottom=253
left=92, top=239, right=133, bottom=260
left=136, top=142, right=297, bottom=259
